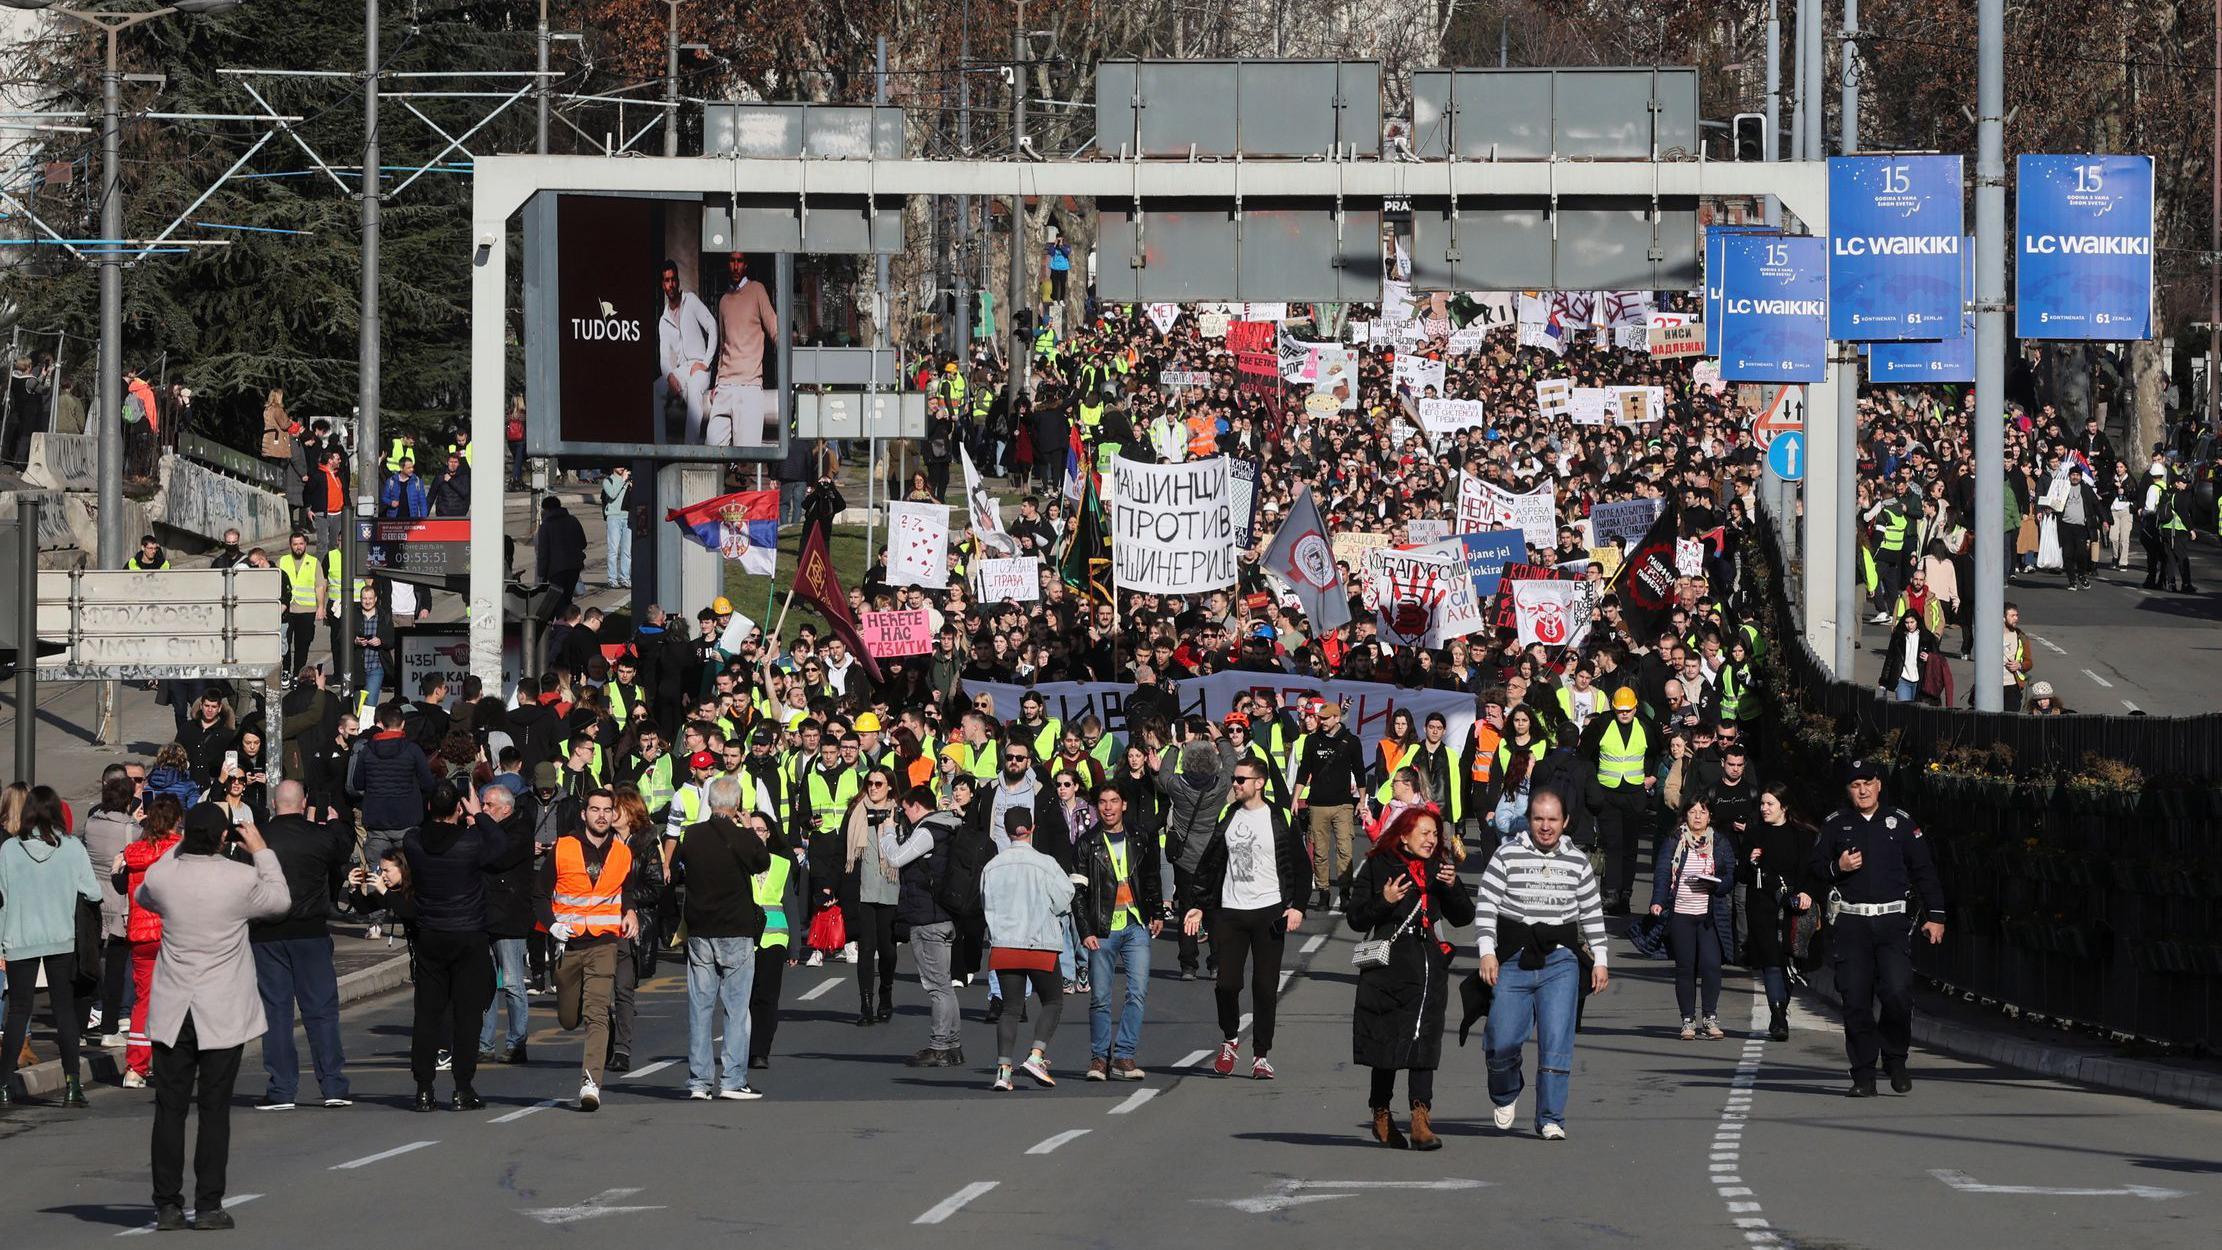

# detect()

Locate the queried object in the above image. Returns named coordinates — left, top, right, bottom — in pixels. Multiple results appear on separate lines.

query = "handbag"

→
left=1351, top=888, right=1425, bottom=969
left=806, top=904, right=849, bottom=953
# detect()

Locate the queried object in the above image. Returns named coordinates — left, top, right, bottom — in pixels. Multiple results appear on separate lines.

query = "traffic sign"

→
left=1751, top=384, right=1806, bottom=448
left=1766, top=430, right=1807, bottom=482
left=34, top=568, right=284, bottom=679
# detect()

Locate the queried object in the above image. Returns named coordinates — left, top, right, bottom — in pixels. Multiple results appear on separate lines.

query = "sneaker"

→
left=1251, top=1057, right=1276, bottom=1081
left=153, top=1205, right=188, bottom=1233
left=840, top=941, right=858, bottom=963
left=1021, top=1051, right=1056, bottom=1087
left=1679, top=1018, right=1697, bottom=1041
left=1540, top=1123, right=1568, bottom=1141
left=322, top=1097, right=353, bottom=1108
left=1111, top=1059, right=1145, bottom=1081
left=1213, top=1041, right=1239, bottom=1076
left=1492, top=1102, right=1517, bottom=1130
left=102, top=1032, right=128, bottom=1050
left=122, top=1071, right=147, bottom=1089
left=806, top=950, right=825, bottom=967
left=992, top=1065, right=1015, bottom=1092
left=86, top=1007, right=102, bottom=1031
left=1086, top=1057, right=1110, bottom=1081
left=579, top=1078, right=601, bottom=1112
left=504, top=1043, right=530, bottom=1065
left=1699, top=1017, right=1726, bottom=1041
left=436, top=1049, right=453, bottom=1072
left=254, top=1096, right=295, bottom=1111
left=688, top=1088, right=713, bottom=1100
left=717, top=1086, right=763, bottom=1100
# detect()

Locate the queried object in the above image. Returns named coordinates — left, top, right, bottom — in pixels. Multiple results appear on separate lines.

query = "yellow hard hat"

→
left=1612, top=688, right=1639, bottom=712
left=853, top=711, right=882, bottom=732
left=711, top=596, right=734, bottom=615
left=944, top=362, right=959, bottom=373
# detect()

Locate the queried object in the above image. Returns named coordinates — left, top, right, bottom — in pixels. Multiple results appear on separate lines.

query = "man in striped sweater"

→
left=1476, top=789, right=1611, bottom=1140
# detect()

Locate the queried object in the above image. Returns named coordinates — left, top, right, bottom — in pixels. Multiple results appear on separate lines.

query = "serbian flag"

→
left=668, top=489, right=779, bottom=574
left=1062, top=425, right=1088, bottom=504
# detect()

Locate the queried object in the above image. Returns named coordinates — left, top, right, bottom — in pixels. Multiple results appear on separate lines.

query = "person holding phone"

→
left=1345, top=807, right=1472, bottom=1150
left=1651, top=797, right=1735, bottom=1041
left=1184, top=758, right=1309, bottom=1081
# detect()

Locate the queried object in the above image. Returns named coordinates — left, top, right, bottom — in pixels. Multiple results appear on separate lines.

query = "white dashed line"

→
left=914, top=1181, right=999, bottom=1225
left=1301, top=933, right=1327, bottom=955
left=2081, top=668, right=2113, bottom=688
left=2122, top=700, right=2141, bottom=712
left=1108, top=1087, right=1160, bottom=1115
left=616, top=1058, right=677, bottom=1082
left=118, top=1196, right=261, bottom=1236
left=1705, top=986, right=1784, bottom=1245
left=489, top=1098, right=560, bottom=1124
left=1175, top=1048, right=1212, bottom=1069
left=1025, top=1129, right=1092, bottom=1155
left=2032, top=634, right=2067, bottom=655
left=800, top=977, right=842, bottom=1002
left=330, top=1141, right=438, bottom=1170
left=1277, top=969, right=1294, bottom=993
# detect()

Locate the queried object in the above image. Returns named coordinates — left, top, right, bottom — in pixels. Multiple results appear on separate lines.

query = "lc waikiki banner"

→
left=2015, top=154, right=2155, bottom=341
left=1828, top=155, right=1964, bottom=340
left=1719, top=234, right=1828, bottom=383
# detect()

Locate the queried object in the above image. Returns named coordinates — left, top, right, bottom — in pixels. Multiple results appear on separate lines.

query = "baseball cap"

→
left=1003, top=809, right=1034, bottom=839
left=532, top=761, right=559, bottom=788
left=689, top=750, right=717, bottom=770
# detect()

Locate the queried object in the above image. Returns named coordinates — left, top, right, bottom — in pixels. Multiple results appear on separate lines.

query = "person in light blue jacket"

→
left=0, top=786, right=104, bottom=1107
left=980, top=808, right=1074, bottom=1091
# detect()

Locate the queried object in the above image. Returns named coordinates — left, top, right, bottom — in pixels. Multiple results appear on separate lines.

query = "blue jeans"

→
left=253, top=937, right=348, bottom=1103
left=685, top=936, right=756, bottom=1094
left=1892, top=678, right=1919, bottom=702
left=1484, top=946, right=1579, bottom=1131
left=356, top=650, right=384, bottom=710
left=605, top=517, right=632, bottom=586
left=479, top=937, right=529, bottom=1054
left=1060, top=914, right=1081, bottom=984
left=1087, top=924, right=1152, bottom=1061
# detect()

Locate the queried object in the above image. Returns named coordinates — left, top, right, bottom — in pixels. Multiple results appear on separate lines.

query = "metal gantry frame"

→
left=463, top=152, right=1851, bottom=686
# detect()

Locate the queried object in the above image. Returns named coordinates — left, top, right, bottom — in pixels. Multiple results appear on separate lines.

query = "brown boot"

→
left=1408, top=1102, right=1443, bottom=1151
left=1371, top=1106, right=1408, bottom=1149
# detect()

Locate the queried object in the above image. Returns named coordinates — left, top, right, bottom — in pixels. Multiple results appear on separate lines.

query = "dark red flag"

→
left=791, top=522, right=883, bottom=682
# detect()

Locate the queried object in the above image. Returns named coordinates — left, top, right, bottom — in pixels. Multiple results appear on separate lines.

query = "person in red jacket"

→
left=115, top=797, right=185, bottom=1086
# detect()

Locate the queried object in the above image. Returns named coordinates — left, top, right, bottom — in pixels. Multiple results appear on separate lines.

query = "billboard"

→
left=1869, top=237, right=1975, bottom=384
left=2015, top=155, right=2155, bottom=340
left=523, top=192, right=791, bottom=462
left=1704, top=225, right=1776, bottom=357
left=1718, top=234, right=1827, bottom=383
left=1827, top=155, right=1963, bottom=340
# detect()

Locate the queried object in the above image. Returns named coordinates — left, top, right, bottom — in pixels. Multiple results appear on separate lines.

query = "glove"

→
left=548, top=922, right=574, bottom=942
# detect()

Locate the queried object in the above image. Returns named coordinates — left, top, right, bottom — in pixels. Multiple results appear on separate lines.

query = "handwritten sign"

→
left=1417, top=397, right=1487, bottom=435
left=1197, top=310, right=1231, bottom=339
left=859, top=609, right=934, bottom=657
left=886, top=501, right=950, bottom=587
left=974, top=556, right=1041, bottom=603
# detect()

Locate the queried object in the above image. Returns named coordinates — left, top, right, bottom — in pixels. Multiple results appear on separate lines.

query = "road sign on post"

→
left=1766, top=430, right=1807, bottom=482
left=36, top=568, right=285, bottom=678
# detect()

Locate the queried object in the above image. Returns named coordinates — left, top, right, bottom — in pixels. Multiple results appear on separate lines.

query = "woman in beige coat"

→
left=133, top=804, right=290, bottom=1231
left=259, top=388, right=293, bottom=464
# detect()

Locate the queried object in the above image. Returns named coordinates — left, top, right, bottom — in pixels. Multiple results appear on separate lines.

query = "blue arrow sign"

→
left=1766, top=430, right=1806, bottom=482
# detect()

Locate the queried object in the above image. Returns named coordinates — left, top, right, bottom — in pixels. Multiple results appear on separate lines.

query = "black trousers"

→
left=151, top=1013, right=243, bottom=1213
left=3, top=953, right=82, bottom=1080
left=748, top=944, right=787, bottom=1061
left=1369, top=1065, right=1435, bottom=1108
left=1589, top=782, right=1647, bottom=899
left=1668, top=912, right=1724, bottom=1020
left=410, top=929, right=493, bottom=1090
left=1173, top=866, right=1209, bottom=972
left=2058, top=521, right=2092, bottom=580
left=847, top=901, right=898, bottom=1002
left=101, top=936, right=135, bottom=1033
left=1211, top=905, right=1286, bottom=1055
left=1830, top=911, right=1915, bottom=1077
left=282, top=611, right=317, bottom=676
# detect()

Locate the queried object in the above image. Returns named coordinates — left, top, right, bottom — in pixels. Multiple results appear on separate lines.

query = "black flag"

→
left=1610, top=500, right=1681, bottom=645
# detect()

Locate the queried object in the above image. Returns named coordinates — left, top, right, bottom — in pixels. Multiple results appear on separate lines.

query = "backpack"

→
left=924, top=814, right=987, bottom=920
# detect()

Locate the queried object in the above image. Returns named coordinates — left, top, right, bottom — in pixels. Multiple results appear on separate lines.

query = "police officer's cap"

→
left=1843, top=757, right=1885, bottom=784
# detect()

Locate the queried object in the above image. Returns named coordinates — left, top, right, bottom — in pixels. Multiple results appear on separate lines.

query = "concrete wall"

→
left=152, top=454, right=290, bottom=548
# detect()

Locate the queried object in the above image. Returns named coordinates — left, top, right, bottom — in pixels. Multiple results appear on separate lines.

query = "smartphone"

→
left=223, top=750, right=240, bottom=775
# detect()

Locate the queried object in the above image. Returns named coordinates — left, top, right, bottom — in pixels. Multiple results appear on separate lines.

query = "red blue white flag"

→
left=667, top=489, right=780, bottom=574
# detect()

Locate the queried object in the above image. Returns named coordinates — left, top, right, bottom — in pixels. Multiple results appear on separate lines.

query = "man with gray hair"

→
left=1157, top=726, right=1235, bottom=979
left=673, top=773, right=772, bottom=1099
left=475, top=785, right=538, bottom=1066
left=250, top=780, right=352, bottom=1110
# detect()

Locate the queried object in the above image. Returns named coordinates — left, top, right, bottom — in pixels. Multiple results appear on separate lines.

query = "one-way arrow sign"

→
left=518, top=1188, right=669, bottom=1224
left=1930, top=1170, right=2185, bottom=1201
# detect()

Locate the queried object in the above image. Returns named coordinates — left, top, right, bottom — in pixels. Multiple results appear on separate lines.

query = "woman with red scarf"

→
left=1345, top=807, right=1473, bottom=1151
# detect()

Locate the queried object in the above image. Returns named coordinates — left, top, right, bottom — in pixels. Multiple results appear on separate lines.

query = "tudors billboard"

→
left=523, top=192, right=791, bottom=463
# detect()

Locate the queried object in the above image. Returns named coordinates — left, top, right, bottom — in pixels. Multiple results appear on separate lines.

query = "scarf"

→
left=845, top=802, right=898, bottom=881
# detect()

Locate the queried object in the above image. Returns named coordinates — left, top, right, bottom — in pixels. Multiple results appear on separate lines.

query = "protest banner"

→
left=1535, top=378, right=1573, bottom=419
left=1488, top=483, right=1559, bottom=548
left=1608, top=386, right=1666, bottom=425
left=1160, top=369, right=1214, bottom=391
left=1197, top=310, right=1232, bottom=339
left=1144, top=302, right=1179, bottom=335
left=960, top=672, right=1471, bottom=761
left=1511, top=580, right=1581, bottom=647
left=1568, top=387, right=1611, bottom=426
left=1331, top=530, right=1393, bottom=570
left=1236, top=350, right=1278, bottom=384
left=1464, top=291, right=1517, bottom=333
left=1393, top=354, right=1447, bottom=395
left=973, top=556, right=1041, bottom=603
left=1111, top=456, right=1236, bottom=593
left=1491, top=562, right=1568, bottom=630
left=1589, top=497, right=1665, bottom=549
left=1460, top=529, right=1526, bottom=598
left=859, top=608, right=934, bottom=657
left=1363, top=544, right=1460, bottom=648
left=886, top=501, right=950, bottom=587
left=1226, top=320, right=1275, bottom=353
left=1648, top=324, right=1704, bottom=357
left=1417, top=398, right=1487, bottom=436
left=1445, top=324, right=1487, bottom=355
left=1675, top=537, right=1706, bottom=577
left=1228, top=457, right=1260, bottom=549
left=1407, top=518, right=1451, bottom=546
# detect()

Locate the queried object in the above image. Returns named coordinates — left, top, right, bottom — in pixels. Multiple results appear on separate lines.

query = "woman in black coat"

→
left=1344, top=807, right=1474, bottom=1152
left=1741, top=782, right=1818, bottom=1042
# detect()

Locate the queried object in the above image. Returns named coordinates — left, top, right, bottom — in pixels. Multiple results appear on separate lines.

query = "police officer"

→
left=1808, top=758, right=1946, bottom=1098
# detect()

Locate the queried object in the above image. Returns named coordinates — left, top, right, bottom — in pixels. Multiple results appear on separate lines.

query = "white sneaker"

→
left=86, top=1007, right=102, bottom=1031
left=806, top=950, right=825, bottom=967
left=579, top=1078, right=601, bottom=1111
left=122, top=1071, right=147, bottom=1089
left=717, top=1086, right=763, bottom=1101
left=688, top=1089, right=713, bottom=1101
left=102, top=1032, right=128, bottom=1050
left=366, top=924, right=383, bottom=940
left=1492, top=1102, right=1516, bottom=1130
left=1540, top=1123, right=1567, bottom=1141
left=840, top=942, right=858, bottom=964
left=435, top=1049, right=453, bottom=1072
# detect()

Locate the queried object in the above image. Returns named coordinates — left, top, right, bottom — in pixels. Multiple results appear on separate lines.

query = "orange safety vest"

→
left=319, top=466, right=344, bottom=514
left=1185, top=413, right=1218, bottom=459
left=552, top=835, right=632, bottom=937
left=1468, top=724, right=1503, bottom=784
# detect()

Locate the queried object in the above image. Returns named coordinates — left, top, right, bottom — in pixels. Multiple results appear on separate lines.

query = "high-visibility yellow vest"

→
left=278, top=552, right=322, bottom=612
left=1596, top=719, right=1648, bottom=789
left=1023, top=719, right=1063, bottom=764
left=606, top=682, right=644, bottom=730
left=633, top=753, right=675, bottom=813
left=1373, top=740, right=1417, bottom=803
left=558, top=740, right=607, bottom=787
left=1877, top=505, right=1909, bottom=553
left=1717, top=664, right=1748, bottom=722
left=448, top=440, right=474, bottom=467
left=806, top=767, right=859, bottom=835
left=957, top=739, right=999, bottom=782
left=1078, top=400, right=1104, bottom=429
left=1087, top=735, right=1117, bottom=774
left=753, top=855, right=793, bottom=950
left=385, top=437, right=410, bottom=473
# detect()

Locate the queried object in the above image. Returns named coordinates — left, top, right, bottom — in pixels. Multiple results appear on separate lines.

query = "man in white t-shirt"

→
left=1183, top=758, right=1308, bottom=1081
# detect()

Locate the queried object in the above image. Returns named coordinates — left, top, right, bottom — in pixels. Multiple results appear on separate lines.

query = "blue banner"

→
left=1461, top=529, right=1526, bottom=597
left=1828, top=155, right=1964, bottom=340
left=2016, top=155, right=2154, bottom=340
left=1719, top=234, right=1828, bottom=383
left=1705, top=225, right=1776, bottom=357
left=1869, top=236, right=1974, bottom=384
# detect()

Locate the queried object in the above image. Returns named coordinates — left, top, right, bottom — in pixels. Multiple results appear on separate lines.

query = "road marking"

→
left=1239, top=1011, right=1253, bottom=1033
left=800, top=977, right=841, bottom=1002
left=2030, top=633, right=2067, bottom=654
left=616, top=1058, right=677, bottom=1082
left=1277, top=969, right=1294, bottom=993
left=2081, top=668, right=2113, bottom=688
left=518, top=1187, right=668, bottom=1224
left=914, top=1181, right=999, bottom=1225
left=1929, top=1169, right=2185, bottom=1200
left=1025, top=1129, right=1092, bottom=1155
left=1205, top=1179, right=1489, bottom=1215
left=330, top=1140, right=438, bottom=1170
left=1301, top=933, right=1327, bottom=955
left=490, top=1098, right=560, bottom=1124
left=1175, top=1048, right=1212, bottom=1069
left=2122, top=700, right=2141, bottom=712
left=1108, top=1087, right=1159, bottom=1115
left=118, top=1196, right=262, bottom=1236
left=1704, top=985, right=1781, bottom=1245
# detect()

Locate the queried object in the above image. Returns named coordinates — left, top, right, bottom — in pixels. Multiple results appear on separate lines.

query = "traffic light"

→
left=1733, top=113, right=1766, bottom=162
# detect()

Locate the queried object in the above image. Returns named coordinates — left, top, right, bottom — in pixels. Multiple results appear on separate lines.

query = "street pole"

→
left=1831, top=0, right=1860, bottom=677
left=663, top=0, right=680, bottom=159
left=1971, top=0, right=2006, bottom=711
left=2211, top=0, right=2219, bottom=435
left=956, top=0, right=972, bottom=360
left=347, top=0, right=380, bottom=695
left=1010, top=0, right=1028, bottom=391
left=1790, top=0, right=1808, bottom=162
left=536, top=0, right=549, bottom=155
left=1764, top=0, right=1780, bottom=225
left=15, top=497, right=37, bottom=786
left=97, top=27, right=121, bottom=575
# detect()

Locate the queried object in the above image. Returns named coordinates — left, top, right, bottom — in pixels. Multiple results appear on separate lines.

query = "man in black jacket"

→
left=249, top=781, right=352, bottom=1110
left=1075, top=784, right=1164, bottom=1081
left=536, top=495, right=588, bottom=618
left=401, top=782, right=513, bottom=1110
left=885, top=787, right=964, bottom=1068
left=176, top=691, right=238, bottom=788
left=349, top=704, right=436, bottom=936
left=1183, top=760, right=1310, bottom=1080
left=475, top=786, right=539, bottom=1066
left=673, top=775, right=772, bottom=1099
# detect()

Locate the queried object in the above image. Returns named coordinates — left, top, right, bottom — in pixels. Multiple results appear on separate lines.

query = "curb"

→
left=8, top=951, right=412, bottom=1101
left=1803, top=964, right=2222, bottom=1111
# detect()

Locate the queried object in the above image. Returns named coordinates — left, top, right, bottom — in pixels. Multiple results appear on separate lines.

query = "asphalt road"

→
left=4, top=879, right=2215, bottom=1250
